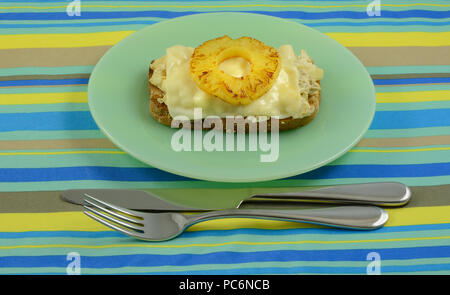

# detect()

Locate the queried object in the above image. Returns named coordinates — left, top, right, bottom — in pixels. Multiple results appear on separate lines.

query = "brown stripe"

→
left=0, top=191, right=82, bottom=213
left=0, top=184, right=449, bottom=213
left=357, top=135, right=450, bottom=148
left=1, top=46, right=449, bottom=68
left=347, top=46, right=450, bottom=67
left=0, top=73, right=91, bottom=81
left=372, top=73, right=450, bottom=79
left=0, top=136, right=448, bottom=151
left=0, top=84, right=87, bottom=88
left=370, top=83, right=450, bottom=87
left=0, top=46, right=111, bottom=68
left=4, top=73, right=448, bottom=82
left=371, top=83, right=450, bottom=87
left=0, top=139, right=117, bottom=150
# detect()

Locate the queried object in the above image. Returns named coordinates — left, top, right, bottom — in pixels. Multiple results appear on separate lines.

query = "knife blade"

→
left=61, top=182, right=411, bottom=211
left=61, top=189, right=205, bottom=211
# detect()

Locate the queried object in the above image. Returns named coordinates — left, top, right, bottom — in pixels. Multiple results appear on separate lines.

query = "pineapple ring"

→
left=190, top=36, right=281, bottom=106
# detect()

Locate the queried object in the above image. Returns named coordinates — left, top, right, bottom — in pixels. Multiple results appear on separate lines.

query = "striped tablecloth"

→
left=0, top=1, right=449, bottom=275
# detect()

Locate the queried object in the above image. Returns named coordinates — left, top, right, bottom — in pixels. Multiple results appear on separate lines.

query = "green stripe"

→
left=1, top=235, right=449, bottom=258
left=3, top=256, right=450, bottom=275
left=2, top=0, right=450, bottom=5
left=0, top=25, right=144, bottom=35
left=0, top=237, right=448, bottom=260
left=0, top=66, right=94, bottom=77
left=1, top=176, right=450, bottom=192
left=0, top=229, right=449, bottom=254
left=0, top=85, right=86, bottom=94
left=313, top=25, right=450, bottom=33
left=7, top=127, right=450, bottom=142
left=375, top=84, right=450, bottom=93
left=0, top=3, right=386, bottom=13
left=1, top=15, right=450, bottom=26
left=3, top=23, right=450, bottom=35
left=334, top=145, right=450, bottom=165
left=0, top=149, right=148, bottom=168
left=0, top=17, right=166, bottom=25
left=375, top=101, right=450, bottom=111
left=1, top=126, right=448, bottom=142
left=0, top=103, right=90, bottom=114
left=365, top=126, right=450, bottom=138
left=1, top=65, right=448, bottom=77
left=1, top=145, right=449, bottom=168
left=2, top=21, right=450, bottom=35
left=0, top=5, right=366, bottom=13
left=367, top=65, right=450, bottom=75
left=0, top=130, right=105, bottom=141
left=276, top=176, right=450, bottom=188
left=1, top=1, right=449, bottom=12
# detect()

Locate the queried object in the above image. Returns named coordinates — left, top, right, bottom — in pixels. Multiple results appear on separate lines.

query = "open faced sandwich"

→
left=148, top=35, right=323, bottom=132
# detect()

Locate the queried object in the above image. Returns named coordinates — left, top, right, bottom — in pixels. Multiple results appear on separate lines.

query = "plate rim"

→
left=88, top=12, right=376, bottom=183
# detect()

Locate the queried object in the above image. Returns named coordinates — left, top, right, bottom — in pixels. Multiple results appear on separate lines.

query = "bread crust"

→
left=148, top=61, right=321, bottom=132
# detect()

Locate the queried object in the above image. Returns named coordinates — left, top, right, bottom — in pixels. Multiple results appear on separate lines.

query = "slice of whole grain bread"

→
left=148, top=61, right=321, bottom=132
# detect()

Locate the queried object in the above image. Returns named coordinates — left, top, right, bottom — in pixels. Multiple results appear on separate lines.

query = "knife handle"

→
left=241, top=182, right=411, bottom=207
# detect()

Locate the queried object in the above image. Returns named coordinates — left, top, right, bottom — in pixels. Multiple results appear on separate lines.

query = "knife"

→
left=61, top=182, right=411, bottom=211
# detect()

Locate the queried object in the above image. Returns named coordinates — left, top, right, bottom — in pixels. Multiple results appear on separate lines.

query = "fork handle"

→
left=185, top=206, right=388, bottom=230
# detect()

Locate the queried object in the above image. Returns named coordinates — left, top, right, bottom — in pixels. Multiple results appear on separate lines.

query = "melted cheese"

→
left=149, top=44, right=323, bottom=120
left=218, top=56, right=251, bottom=78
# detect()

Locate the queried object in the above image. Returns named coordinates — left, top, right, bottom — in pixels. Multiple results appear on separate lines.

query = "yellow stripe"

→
left=5, top=148, right=449, bottom=156
left=350, top=147, right=450, bottom=153
left=0, top=206, right=449, bottom=232
left=0, top=92, right=87, bottom=105
left=0, top=90, right=447, bottom=106
left=1, top=3, right=449, bottom=9
left=1, top=235, right=449, bottom=250
left=376, top=90, right=450, bottom=103
left=1, top=31, right=448, bottom=50
left=327, top=32, right=450, bottom=47
left=0, top=31, right=134, bottom=49
left=1, top=148, right=447, bottom=156
left=0, top=151, right=125, bottom=156
left=1, top=5, right=367, bottom=9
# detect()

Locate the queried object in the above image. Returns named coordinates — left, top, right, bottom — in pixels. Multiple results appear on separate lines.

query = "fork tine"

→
left=84, top=197, right=143, bottom=225
left=83, top=210, right=146, bottom=239
left=83, top=193, right=144, bottom=219
left=83, top=204, right=144, bottom=232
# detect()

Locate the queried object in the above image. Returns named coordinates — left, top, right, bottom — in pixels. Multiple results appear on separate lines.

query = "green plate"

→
left=88, top=12, right=375, bottom=183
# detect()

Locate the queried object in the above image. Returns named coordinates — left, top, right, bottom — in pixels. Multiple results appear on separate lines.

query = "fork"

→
left=83, top=194, right=388, bottom=241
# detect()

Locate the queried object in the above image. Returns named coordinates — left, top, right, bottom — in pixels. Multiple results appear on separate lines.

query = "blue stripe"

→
left=0, top=166, right=191, bottom=182
left=257, top=10, right=450, bottom=20
left=1, top=223, right=450, bottom=239
left=2, top=76, right=446, bottom=87
left=180, top=223, right=450, bottom=238
left=120, top=264, right=450, bottom=274
left=1, top=246, right=449, bottom=268
left=13, top=263, right=450, bottom=275
left=0, top=111, right=97, bottom=132
left=0, top=0, right=372, bottom=2
left=1, top=10, right=449, bottom=21
left=129, top=263, right=450, bottom=274
left=1, top=21, right=450, bottom=29
left=370, top=109, right=450, bottom=129
left=0, top=79, right=89, bottom=87
left=0, top=109, right=448, bottom=132
left=308, top=21, right=450, bottom=27
left=373, top=77, right=450, bottom=86
left=292, top=162, right=450, bottom=179
left=0, top=21, right=158, bottom=29
left=0, top=163, right=449, bottom=182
